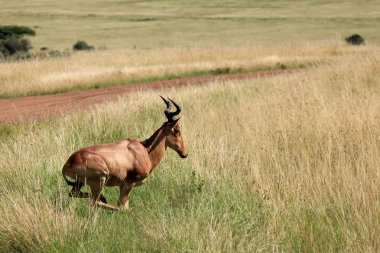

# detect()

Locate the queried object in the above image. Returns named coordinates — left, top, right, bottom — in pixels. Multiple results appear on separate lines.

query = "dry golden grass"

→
left=0, top=193, right=85, bottom=252
left=0, top=41, right=370, bottom=97
left=0, top=47, right=379, bottom=251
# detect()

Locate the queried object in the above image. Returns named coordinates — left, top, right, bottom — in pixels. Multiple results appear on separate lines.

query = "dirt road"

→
left=0, top=69, right=299, bottom=123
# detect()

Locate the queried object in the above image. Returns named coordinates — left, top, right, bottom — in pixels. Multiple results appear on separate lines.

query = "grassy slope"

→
left=0, top=51, right=379, bottom=252
left=0, top=0, right=379, bottom=49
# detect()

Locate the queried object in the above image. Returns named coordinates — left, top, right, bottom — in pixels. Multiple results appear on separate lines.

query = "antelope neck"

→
left=141, top=125, right=168, bottom=171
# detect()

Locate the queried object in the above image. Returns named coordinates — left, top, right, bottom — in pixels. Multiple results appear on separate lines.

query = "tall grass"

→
left=0, top=50, right=379, bottom=252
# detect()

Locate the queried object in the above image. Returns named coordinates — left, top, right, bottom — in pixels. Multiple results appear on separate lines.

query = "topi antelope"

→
left=62, top=96, right=188, bottom=210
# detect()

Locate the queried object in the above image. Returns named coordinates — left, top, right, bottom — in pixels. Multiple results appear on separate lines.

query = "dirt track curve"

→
left=0, top=69, right=300, bottom=124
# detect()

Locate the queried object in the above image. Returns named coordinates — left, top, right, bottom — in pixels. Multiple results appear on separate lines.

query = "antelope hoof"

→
left=118, top=201, right=129, bottom=210
left=120, top=205, right=129, bottom=211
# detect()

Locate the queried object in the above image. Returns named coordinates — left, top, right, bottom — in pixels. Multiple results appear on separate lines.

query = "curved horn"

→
left=168, top=98, right=181, bottom=118
left=160, top=96, right=182, bottom=121
left=160, top=95, right=172, bottom=119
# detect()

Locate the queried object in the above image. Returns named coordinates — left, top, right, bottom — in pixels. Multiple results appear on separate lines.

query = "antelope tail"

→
left=62, top=171, right=76, bottom=186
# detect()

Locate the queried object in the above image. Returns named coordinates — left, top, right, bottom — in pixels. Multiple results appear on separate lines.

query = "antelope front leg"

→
left=118, top=182, right=133, bottom=210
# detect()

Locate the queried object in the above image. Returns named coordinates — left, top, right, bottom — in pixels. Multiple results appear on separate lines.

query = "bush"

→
left=345, top=34, right=365, bottom=45
left=211, top=67, right=231, bottom=75
left=0, top=25, right=35, bottom=58
left=73, top=40, right=94, bottom=51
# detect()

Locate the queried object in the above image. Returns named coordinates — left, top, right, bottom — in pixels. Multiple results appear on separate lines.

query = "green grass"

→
left=0, top=123, right=22, bottom=139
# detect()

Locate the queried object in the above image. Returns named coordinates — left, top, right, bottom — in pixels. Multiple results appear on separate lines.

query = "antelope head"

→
left=160, top=96, right=188, bottom=159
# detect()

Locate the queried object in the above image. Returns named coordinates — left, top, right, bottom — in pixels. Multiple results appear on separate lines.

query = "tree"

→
left=0, top=25, right=35, bottom=58
left=0, top=26, right=35, bottom=40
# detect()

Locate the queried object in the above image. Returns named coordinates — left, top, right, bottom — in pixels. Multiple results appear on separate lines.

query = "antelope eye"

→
left=173, top=129, right=180, bottom=134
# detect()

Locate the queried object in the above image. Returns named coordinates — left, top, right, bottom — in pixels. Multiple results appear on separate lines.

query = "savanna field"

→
left=1, top=1, right=380, bottom=252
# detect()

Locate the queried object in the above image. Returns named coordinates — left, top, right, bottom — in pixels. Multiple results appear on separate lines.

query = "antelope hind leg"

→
left=69, top=184, right=89, bottom=198
left=94, top=201, right=121, bottom=211
left=69, top=185, right=107, bottom=203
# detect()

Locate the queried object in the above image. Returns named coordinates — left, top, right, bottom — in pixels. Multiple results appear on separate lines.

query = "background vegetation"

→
left=0, top=25, right=35, bottom=59
left=0, top=0, right=379, bottom=49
